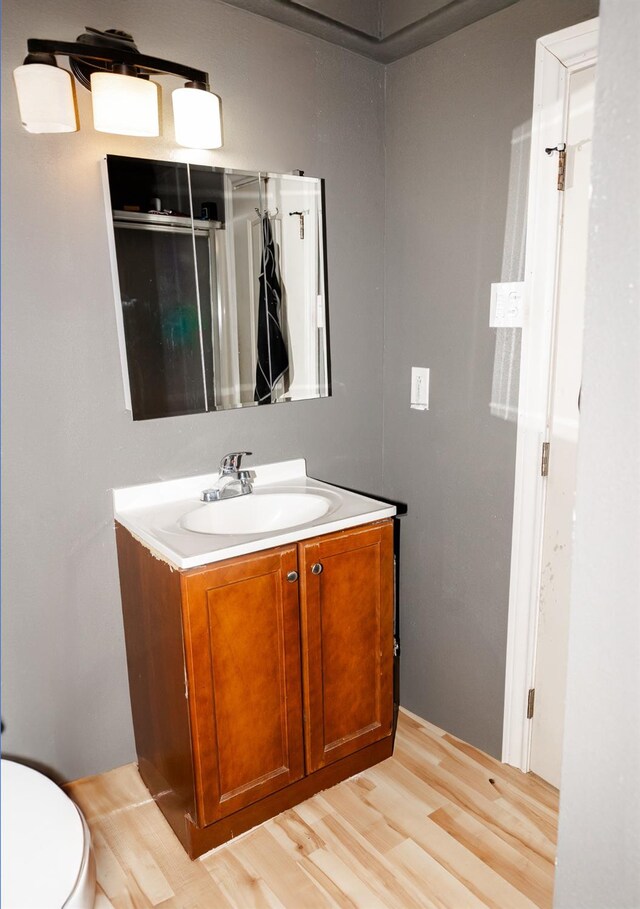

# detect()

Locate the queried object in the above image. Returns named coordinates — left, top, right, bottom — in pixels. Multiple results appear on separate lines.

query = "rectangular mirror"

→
left=103, top=155, right=330, bottom=420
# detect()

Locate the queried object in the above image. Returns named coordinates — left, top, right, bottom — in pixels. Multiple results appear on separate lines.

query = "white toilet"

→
left=1, top=758, right=96, bottom=908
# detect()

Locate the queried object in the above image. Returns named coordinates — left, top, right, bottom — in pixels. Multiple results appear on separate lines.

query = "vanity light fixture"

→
left=91, top=66, right=160, bottom=137
left=172, top=82, right=222, bottom=149
left=13, top=27, right=223, bottom=149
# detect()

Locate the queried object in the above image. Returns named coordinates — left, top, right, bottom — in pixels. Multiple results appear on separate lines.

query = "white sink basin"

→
left=113, top=459, right=397, bottom=568
left=180, top=492, right=332, bottom=535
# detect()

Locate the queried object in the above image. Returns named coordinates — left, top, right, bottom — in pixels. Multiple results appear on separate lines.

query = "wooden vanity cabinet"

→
left=182, top=544, right=305, bottom=826
left=298, top=524, right=394, bottom=772
left=115, top=518, right=394, bottom=858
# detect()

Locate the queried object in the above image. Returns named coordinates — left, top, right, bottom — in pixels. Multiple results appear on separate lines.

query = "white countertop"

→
left=113, top=459, right=396, bottom=569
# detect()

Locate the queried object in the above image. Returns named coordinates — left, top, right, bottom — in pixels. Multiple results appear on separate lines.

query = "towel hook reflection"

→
left=289, top=210, right=309, bottom=239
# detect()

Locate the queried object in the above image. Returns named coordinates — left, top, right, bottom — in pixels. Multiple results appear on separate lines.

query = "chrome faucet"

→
left=201, top=451, right=253, bottom=502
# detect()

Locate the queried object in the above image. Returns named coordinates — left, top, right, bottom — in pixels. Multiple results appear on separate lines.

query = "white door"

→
left=529, top=64, right=596, bottom=788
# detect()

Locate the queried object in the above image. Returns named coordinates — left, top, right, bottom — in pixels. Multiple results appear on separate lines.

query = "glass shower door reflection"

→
left=114, top=224, right=215, bottom=420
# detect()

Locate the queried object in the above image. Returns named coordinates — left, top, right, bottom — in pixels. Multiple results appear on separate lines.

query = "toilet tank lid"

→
left=1, top=759, right=87, bottom=908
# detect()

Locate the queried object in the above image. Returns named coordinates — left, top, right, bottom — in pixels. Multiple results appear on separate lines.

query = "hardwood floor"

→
left=67, top=709, right=559, bottom=909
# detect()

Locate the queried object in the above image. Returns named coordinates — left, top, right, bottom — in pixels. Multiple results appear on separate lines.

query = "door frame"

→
left=501, top=17, right=599, bottom=772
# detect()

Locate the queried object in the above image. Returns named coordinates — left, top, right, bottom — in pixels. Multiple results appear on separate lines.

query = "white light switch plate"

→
left=411, top=367, right=429, bottom=410
left=490, top=282, right=525, bottom=327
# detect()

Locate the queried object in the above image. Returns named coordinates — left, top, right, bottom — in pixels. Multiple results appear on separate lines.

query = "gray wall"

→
left=2, top=0, right=610, bottom=785
left=382, top=0, right=598, bottom=757
left=554, top=2, right=640, bottom=906
left=1, top=0, right=385, bottom=780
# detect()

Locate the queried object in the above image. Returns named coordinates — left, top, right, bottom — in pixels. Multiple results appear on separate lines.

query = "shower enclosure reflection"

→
left=104, top=156, right=330, bottom=420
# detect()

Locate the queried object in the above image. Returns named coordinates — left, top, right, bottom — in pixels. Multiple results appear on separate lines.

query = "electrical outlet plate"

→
left=490, top=282, right=525, bottom=327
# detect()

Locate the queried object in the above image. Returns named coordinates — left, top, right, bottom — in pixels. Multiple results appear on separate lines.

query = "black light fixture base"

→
left=70, top=28, right=139, bottom=89
left=26, top=27, right=209, bottom=91
left=23, top=51, right=58, bottom=67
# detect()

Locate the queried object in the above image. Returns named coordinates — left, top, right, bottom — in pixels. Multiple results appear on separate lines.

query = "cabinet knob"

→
left=311, top=562, right=323, bottom=575
left=287, top=571, right=299, bottom=582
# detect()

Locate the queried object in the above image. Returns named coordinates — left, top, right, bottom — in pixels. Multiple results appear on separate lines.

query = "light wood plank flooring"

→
left=67, top=709, right=559, bottom=909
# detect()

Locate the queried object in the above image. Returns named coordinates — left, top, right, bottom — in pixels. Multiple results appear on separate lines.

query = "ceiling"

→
left=217, top=0, right=523, bottom=62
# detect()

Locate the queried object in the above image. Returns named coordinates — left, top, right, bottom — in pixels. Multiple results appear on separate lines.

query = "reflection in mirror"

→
left=103, top=156, right=330, bottom=420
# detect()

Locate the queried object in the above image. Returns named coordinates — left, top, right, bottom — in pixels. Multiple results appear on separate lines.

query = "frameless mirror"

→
left=103, top=155, right=330, bottom=420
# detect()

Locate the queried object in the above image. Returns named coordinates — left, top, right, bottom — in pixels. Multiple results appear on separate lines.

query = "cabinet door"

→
left=299, top=521, right=394, bottom=773
left=182, top=546, right=304, bottom=826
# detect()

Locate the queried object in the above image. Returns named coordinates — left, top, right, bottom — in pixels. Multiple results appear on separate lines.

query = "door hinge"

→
left=557, top=146, right=566, bottom=191
left=544, top=143, right=566, bottom=191
left=541, top=441, right=550, bottom=477
left=527, top=688, right=536, bottom=719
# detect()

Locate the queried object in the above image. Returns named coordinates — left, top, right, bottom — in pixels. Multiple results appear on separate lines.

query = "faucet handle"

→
left=219, top=451, right=252, bottom=474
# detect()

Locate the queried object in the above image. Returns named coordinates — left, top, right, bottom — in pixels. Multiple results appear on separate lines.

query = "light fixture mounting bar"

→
left=26, top=38, right=209, bottom=87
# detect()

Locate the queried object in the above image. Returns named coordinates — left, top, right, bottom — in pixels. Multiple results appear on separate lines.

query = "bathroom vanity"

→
left=114, top=460, right=396, bottom=858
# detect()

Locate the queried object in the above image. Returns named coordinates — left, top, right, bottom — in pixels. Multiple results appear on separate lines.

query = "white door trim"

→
left=502, top=17, right=599, bottom=772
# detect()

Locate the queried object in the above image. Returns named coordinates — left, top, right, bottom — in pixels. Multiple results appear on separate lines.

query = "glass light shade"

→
left=91, top=72, right=159, bottom=137
left=172, top=87, right=222, bottom=149
left=13, top=63, right=78, bottom=133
